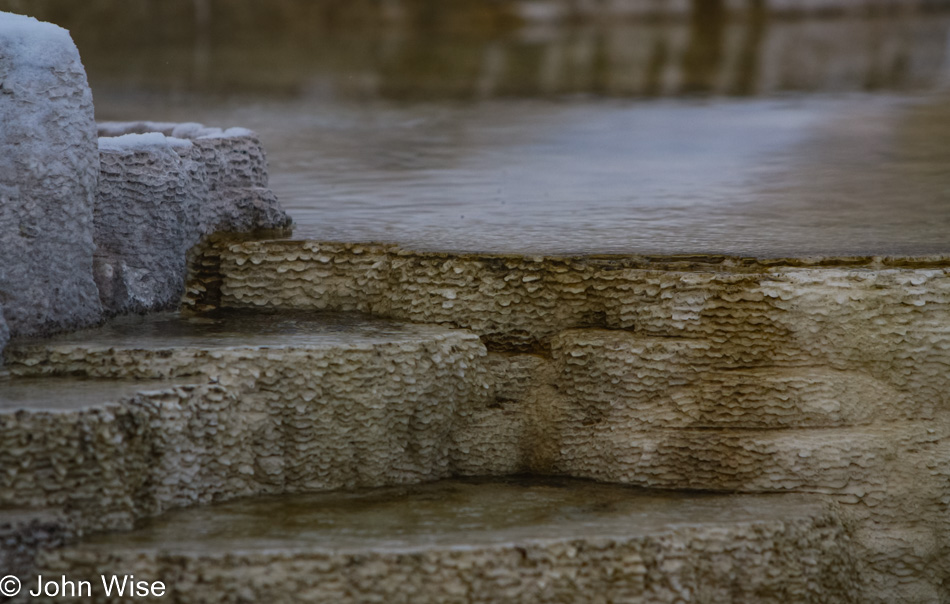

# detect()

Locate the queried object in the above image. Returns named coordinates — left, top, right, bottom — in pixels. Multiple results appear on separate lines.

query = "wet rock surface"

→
left=36, top=478, right=859, bottom=604
left=2, top=312, right=488, bottom=533
left=0, top=378, right=214, bottom=532
left=4, top=244, right=950, bottom=601
left=207, top=242, right=950, bottom=405
left=181, top=240, right=950, bottom=602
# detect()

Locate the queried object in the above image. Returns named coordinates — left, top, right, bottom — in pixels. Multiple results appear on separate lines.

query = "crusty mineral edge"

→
left=36, top=502, right=859, bottom=604
left=199, top=238, right=950, bottom=269
left=182, top=230, right=294, bottom=314
left=174, top=237, right=950, bottom=602
left=6, top=238, right=948, bottom=602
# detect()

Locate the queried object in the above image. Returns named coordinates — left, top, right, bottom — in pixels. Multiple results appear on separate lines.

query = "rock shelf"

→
left=181, top=239, right=950, bottom=601
left=1, top=378, right=219, bottom=530
left=3, top=313, right=487, bottom=530
left=4, top=242, right=950, bottom=600
left=5, top=242, right=950, bottom=601
left=33, top=478, right=857, bottom=604
left=6, top=10, right=947, bottom=601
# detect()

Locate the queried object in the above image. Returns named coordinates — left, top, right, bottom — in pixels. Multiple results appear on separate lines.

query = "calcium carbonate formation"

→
left=0, top=12, right=290, bottom=356
left=2, top=8, right=950, bottom=604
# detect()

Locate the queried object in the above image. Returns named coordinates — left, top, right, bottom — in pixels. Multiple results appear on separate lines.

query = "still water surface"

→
left=6, top=1, right=950, bottom=255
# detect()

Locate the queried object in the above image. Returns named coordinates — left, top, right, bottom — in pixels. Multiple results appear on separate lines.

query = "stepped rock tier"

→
left=39, top=478, right=857, bottom=604
left=183, top=239, right=950, bottom=602
left=3, top=243, right=949, bottom=602
left=3, top=9, right=950, bottom=603
left=3, top=312, right=487, bottom=529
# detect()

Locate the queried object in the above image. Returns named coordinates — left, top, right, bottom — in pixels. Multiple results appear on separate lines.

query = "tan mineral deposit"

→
left=3, top=5, right=950, bottom=604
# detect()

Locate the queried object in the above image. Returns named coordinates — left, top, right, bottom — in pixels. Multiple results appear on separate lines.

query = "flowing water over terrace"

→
left=0, top=377, right=201, bottom=411
left=3, top=3, right=950, bottom=601
left=6, top=0, right=950, bottom=255
left=9, top=310, right=448, bottom=350
left=79, top=477, right=828, bottom=553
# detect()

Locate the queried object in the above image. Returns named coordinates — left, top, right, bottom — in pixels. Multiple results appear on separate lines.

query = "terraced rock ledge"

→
left=184, top=240, right=950, bottom=602
left=3, top=312, right=487, bottom=528
left=2, top=241, right=949, bottom=602
left=40, top=478, right=856, bottom=604
left=7, top=11, right=935, bottom=601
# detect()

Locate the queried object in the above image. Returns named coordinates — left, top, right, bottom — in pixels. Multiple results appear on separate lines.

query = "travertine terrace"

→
left=4, top=240, right=950, bottom=601
left=4, top=7, right=950, bottom=604
left=3, top=309, right=861, bottom=603
left=0, top=10, right=290, bottom=353
left=94, top=122, right=290, bottom=316
left=182, top=239, right=950, bottom=602
left=38, top=480, right=859, bottom=604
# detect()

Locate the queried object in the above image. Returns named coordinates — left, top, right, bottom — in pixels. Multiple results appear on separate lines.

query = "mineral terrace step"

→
left=455, top=408, right=950, bottom=504
left=0, top=376, right=201, bottom=412
left=5, top=311, right=944, bottom=521
left=1, top=312, right=490, bottom=535
left=4, top=300, right=949, bottom=601
left=0, top=377, right=232, bottom=533
left=30, top=478, right=857, bottom=604
left=558, top=362, right=906, bottom=428
left=531, top=330, right=918, bottom=427
left=196, top=241, right=950, bottom=412
left=3, top=310, right=485, bottom=381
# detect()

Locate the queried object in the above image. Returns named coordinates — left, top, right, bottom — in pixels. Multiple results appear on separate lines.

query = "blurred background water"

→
left=5, top=0, right=950, bottom=256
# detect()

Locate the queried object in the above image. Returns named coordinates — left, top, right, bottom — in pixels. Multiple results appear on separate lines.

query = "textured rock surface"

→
left=0, top=304, right=8, bottom=355
left=6, top=234, right=950, bottom=601
left=4, top=281, right=950, bottom=600
left=33, top=480, right=859, bottom=604
left=0, top=379, right=230, bottom=533
left=0, top=509, right=69, bottom=588
left=1, top=313, right=489, bottom=598
left=0, top=12, right=292, bottom=362
left=94, top=122, right=291, bottom=316
left=2, top=313, right=488, bottom=532
left=206, top=242, right=950, bottom=406
left=0, top=12, right=101, bottom=340
left=180, top=240, right=950, bottom=601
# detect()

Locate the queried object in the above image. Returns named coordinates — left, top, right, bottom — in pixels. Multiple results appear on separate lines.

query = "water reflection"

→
left=4, top=0, right=950, bottom=255
left=4, top=0, right=949, bottom=100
